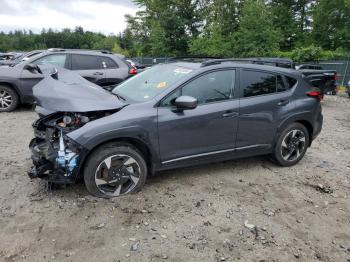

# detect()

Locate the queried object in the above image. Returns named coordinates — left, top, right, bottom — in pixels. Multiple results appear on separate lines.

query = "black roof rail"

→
left=47, top=48, right=113, bottom=54
left=201, top=57, right=295, bottom=68
left=167, top=56, right=223, bottom=63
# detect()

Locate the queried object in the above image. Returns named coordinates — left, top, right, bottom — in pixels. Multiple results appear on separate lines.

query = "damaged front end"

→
left=28, top=67, right=127, bottom=184
left=28, top=111, right=114, bottom=184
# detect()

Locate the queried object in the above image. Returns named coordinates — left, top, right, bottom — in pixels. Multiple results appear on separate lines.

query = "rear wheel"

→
left=84, top=142, right=147, bottom=198
left=0, top=85, right=19, bottom=112
left=272, top=123, right=309, bottom=166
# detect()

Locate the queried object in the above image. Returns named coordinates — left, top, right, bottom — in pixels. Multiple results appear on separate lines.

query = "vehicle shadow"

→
left=148, top=155, right=275, bottom=184
left=39, top=155, right=279, bottom=199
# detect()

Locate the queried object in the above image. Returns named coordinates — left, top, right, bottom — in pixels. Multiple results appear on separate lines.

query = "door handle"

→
left=93, top=72, right=104, bottom=76
left=277, top=100, right=289, bottom=106
left=222, top=111, right=238, bottom=118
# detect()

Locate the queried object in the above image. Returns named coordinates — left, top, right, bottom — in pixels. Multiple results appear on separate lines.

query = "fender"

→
left=275, top=111, right=314, bottom=146
left=68, top=124, right=161, bottom=168
left=0, top=80, right=23, bottom=101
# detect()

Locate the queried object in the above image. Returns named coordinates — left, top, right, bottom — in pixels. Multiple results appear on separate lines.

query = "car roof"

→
left=39, top=49, right=125, bottom=59
left=169, top=61, right=300, bottom=76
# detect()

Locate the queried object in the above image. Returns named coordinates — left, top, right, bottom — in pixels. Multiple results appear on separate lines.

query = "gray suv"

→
left=0, top=49, right=133, bottom=111
left=29, top=59, right=323, bottom=198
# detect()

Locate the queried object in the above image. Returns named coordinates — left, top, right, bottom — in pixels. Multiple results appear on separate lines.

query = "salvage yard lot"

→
left=0, top=95, right=349, bottom=262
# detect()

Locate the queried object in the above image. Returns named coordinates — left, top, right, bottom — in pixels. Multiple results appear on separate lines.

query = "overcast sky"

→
left=0, top=0, right=139, bottom=35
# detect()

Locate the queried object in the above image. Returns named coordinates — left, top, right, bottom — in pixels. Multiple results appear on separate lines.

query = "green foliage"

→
left=269, top=0, right=299, bottom=50
left=312, top=0, right=350, bottom=50
left=93, top=36, right=119, bottom=51
left=189, top=25, right=234, bottom=57
left=128, top=0, right=205, bottom=56
left=290, top=45, right=322, bottom=62
left=0, top=0, right=349, bottom=61
left=112, top=43, right=129, bottom=57
left=0, top=27, right=125, bottom=54
left=232, top=0, right=281, bottom=57
left=274, top=46, right=348, bottom=61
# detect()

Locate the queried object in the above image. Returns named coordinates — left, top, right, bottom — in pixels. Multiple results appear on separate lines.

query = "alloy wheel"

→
left=281, top=129, right=306, bottom=162
left=94, top=154, right=141, bottom=197
left=0, top=90, right=13, bottom=109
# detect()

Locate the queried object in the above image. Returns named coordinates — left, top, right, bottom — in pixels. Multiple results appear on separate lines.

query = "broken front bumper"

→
left=28, top=135, right=86, bottom=184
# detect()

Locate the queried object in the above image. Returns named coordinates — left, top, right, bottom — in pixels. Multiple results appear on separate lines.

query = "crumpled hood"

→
left=33, top=67, right=126, bottom=112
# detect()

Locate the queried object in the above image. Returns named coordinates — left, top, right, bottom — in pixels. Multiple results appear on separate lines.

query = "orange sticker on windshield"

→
left=157, top=82, right=167, bottom=88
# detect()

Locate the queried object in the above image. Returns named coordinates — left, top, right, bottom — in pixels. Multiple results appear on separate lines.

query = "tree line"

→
left=0, top=0, right=349, bottom=62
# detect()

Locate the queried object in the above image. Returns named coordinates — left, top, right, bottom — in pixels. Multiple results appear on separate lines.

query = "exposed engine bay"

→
left=28, top=110, right=117, bottom=184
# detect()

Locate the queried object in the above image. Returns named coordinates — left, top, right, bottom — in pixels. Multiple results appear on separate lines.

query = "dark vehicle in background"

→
left=29, top=59, right=323, bottom=198
left=295, top=64, right=338, bottom=95
left=237, top=59, right=338, bottom=95
left=346, top=80, right=350, bottom=97
left=0, top=49, right=136, bottom=111
left=298, top=68, right=338, bottom=95
left=295, top=64, right=323, bottom=70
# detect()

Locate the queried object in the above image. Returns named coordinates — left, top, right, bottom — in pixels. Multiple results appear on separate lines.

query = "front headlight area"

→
left=29, top=110, right=118, bottom=184
left=28, top=113, right=88, bottom=184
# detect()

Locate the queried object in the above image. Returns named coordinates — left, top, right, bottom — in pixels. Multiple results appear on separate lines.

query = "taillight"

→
left=306, top=89, right=324, bottom=100
left=334, top=73, right=338, bottom=81
left=128, top=68, right=137, bottom=75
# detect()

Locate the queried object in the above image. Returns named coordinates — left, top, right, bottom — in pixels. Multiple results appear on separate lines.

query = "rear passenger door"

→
left=236, top=69, right=296, bottom=149
left=100, top=57, right=129, bottom=87
left=70, top=54, right=105, bottom=85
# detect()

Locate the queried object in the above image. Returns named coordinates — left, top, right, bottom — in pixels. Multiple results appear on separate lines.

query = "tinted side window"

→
left=102, top=57, right=118, bottom=69
left=71, top=54, right=102, bottom=70
left=161, top=70, right=235, bottom=106
left=277, top=75, right=286, bottom=92
left=286, top=76, right=297, bottom=88
left=182, top=70, right=235, bottom=104
left=33, top=54, right=67, bottom=68
left=242, top=70, right=276, bottom=97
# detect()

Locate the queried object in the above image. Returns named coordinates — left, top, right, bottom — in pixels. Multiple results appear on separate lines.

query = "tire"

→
left=271, top=123, right=310, bottom=167
left=0, top=85, right=19, bottom=112
left=83, top=142, right=148, bottom=198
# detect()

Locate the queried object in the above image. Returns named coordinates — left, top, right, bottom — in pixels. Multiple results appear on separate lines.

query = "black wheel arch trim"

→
left=275, top=111, right=315, bottom=146
left=70, top=128, right=160, bottom=178
left=0, top=81, right=22, bottom=102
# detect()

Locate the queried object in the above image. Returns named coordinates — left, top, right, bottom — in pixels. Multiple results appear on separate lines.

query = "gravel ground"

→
left=0, top=95, right=349, bottom=262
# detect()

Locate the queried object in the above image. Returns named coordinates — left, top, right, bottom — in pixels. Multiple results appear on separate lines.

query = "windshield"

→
left=112, top=64, right=193, bottom=102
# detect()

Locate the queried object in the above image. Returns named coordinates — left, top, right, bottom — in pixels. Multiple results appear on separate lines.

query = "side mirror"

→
left=174, top=96, right=198, bottom=110
left=24, top=63, right=42, bottom=74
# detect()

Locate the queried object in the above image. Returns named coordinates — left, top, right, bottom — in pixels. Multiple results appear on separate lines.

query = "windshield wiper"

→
left=114, top=93, right=126, bottom=101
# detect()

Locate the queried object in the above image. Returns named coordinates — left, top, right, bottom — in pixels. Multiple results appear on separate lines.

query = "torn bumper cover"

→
left=28, top=114, right=87, bottom=184
left=28, top=67, right=126, bottom=183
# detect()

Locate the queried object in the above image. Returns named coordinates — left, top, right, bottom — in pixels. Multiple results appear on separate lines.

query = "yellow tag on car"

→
left=157, top=82, right=167, bottom=88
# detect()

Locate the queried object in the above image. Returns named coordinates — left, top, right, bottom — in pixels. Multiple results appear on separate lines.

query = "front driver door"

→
left=157, top=69, right=239, bottom=164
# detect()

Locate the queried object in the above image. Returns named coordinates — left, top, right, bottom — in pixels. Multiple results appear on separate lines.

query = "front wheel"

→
left=271, top=123, right=309, bottom=166
left=84, top=142, right=148, bottom=198
left=0, top=85, right=19, bottom=112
